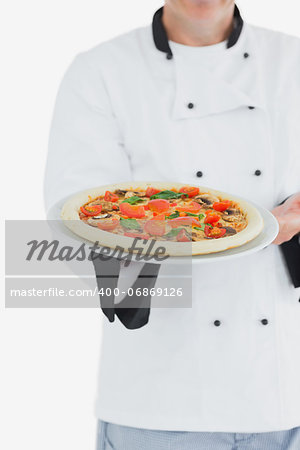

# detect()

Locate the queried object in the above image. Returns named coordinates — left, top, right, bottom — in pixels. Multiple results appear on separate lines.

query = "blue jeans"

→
left=97, top=420, right=300, bottom=450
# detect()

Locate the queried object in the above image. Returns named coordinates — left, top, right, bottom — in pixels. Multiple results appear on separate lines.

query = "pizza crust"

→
left=61, top=181, right=264, bottom=256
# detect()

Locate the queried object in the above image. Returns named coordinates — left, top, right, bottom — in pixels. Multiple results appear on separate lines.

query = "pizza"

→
left=61, top=182, right=264, bottom=256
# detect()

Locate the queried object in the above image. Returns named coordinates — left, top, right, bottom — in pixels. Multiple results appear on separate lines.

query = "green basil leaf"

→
left=121, top=196, right=144, bottom=205
left=120, top=217, right=142, bottom=230
left=194, top=225, right=205, bottom=232
left=150, top=190, right=188, bottom=200
left=194, top=223, right=213, bottom=232
left=164, top=227, right=185, bottom=238
left=166, top=211, right=180, bottom=219
left=186, top=213, right=205, bottom=221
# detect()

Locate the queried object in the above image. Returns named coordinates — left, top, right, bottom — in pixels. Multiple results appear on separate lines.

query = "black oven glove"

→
left=91, top=251, right=161, bottom=329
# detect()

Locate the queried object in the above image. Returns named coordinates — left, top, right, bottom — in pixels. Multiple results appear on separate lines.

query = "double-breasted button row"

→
left=168, top=52, right=250, bottom=61
left=187, top=103, right=256, bottom=110
left=195, top=170, right=262, bottom=178
left=186, top=103, right=258, bottom=110
left=183, top=51, right=252, bottom=111
left=213, top=319, right=270, bottom=327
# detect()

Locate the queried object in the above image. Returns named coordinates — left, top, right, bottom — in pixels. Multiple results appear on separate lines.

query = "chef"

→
left=44, top=1, right=300, bottom=449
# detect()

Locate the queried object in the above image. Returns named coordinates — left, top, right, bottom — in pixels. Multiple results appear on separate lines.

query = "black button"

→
left=187, top=102, right=194, bottom=109
left=261, top=319, right=269, bottom=325
left=248, top=106, right=255, bottom=110
left=243, top=52, right=249, bottom=58
left=196, top=171, right=203, bottom=178
left=214, top=320, right=221, bottom=327
left=254, top=169, right=262, bottom=176
left=166, top=53, right=173, bottom=60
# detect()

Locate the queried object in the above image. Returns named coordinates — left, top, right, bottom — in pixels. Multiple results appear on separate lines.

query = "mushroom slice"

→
left=93, top=213, right=112, bottom=219
left=222, top=210, right=242, bottom=223
left=221, top=226, right=237, bottom=236
left=200, top=193, right=220, bottom=203
left=194, top=193, right=219, bottom=206
left=124, top=190, right=146, bottom=199
left=124, top=191, right=136, bottom=199
left=193, top=196, right=211, bottom=206
left=87, top=213, right=112, bottom=227
left=223, top=208, right=240, bottom=216
left=114, top=189, right=127, bottom=195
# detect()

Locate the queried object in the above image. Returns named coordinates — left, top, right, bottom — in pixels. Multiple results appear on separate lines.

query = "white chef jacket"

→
left=45, top=6, right=300, bottom=432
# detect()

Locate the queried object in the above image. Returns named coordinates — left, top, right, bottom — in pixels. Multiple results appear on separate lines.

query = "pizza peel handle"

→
left=91, top=252, right=161, bottom=329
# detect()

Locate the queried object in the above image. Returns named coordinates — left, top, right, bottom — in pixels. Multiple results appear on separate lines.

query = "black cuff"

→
left=280, top=234, right=300, bottom=288
left=278, top=197, right=300, bottom=288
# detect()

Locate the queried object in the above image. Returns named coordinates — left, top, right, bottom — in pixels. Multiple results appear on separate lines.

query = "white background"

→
left=1, top=1, right=300, bottom=449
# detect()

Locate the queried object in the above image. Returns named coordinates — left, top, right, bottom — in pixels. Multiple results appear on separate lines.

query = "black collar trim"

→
left=152, top=4, right=244, bottom=57
left=152, top=7, right=172, bottom=55
left=227, top=5, right=244, bottom=48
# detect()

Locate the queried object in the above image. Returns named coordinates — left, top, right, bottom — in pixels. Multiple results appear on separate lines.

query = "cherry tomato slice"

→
left=97, top=217, right=119, bottom=231
left=80, top=204, right=102, bottom=216
left=124, top=232, right=150, bottom=240
left=104, top=191, right=119, bottom=202
left=146, top=187, right=161, bottom=197
left=213, top=200, right=231, bottom=212
left=204, top=225, right=226, bottom=238
left=204, top=213, right=220, bottom=224
left=152, top=213, right=166, bottom=220
left=119, top=202, right=145, bottom=218
left=176, top=229, right=192, bottom=242
left=143, top=219, right=166, bottom=236
left=148, top=199, right=170, bottom=213
left=168, top=217, right=200, bottom=228
left=176, top=201, right=201, bottom=214
left=179, top=186, right=200, bottom=198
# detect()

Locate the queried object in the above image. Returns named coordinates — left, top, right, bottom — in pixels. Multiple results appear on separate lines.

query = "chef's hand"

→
left=271, top=193, right=300, bottom=245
